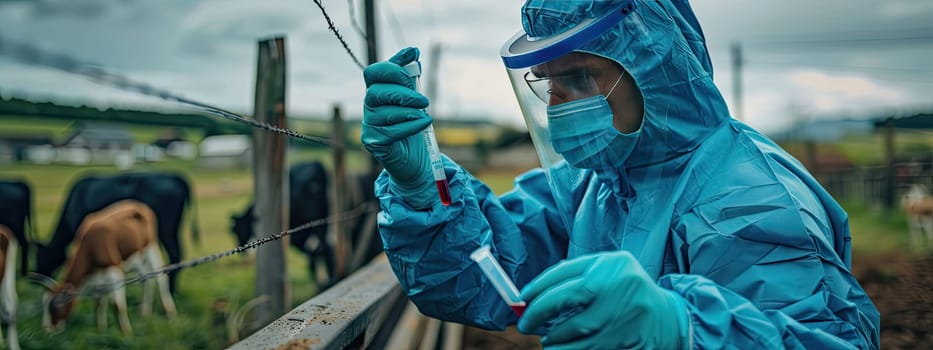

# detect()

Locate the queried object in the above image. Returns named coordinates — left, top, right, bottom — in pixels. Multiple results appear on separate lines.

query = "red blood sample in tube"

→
left=435, top=179, right=452, bottom=206
left=510, top=303, right=527, bottom=317
left=509, top=301, right=528, bottom=317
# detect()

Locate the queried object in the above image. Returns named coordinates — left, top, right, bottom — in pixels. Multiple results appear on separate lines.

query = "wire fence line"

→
left=313, top=0, right=367, bottom=70
left=2, top=2, right=380, bottom=297
left=68, top=201, right=379, bottom=298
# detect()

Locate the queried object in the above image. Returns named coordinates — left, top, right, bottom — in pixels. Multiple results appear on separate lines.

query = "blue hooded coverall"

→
left=372, top=1, right=880, bottom=348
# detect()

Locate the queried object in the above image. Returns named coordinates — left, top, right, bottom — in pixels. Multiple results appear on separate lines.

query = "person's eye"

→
left=565, top=74, right=590, bottom=90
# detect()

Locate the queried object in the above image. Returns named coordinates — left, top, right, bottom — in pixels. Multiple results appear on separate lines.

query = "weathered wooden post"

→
left=251, top=36, right=290, bottom=329
left=365, top=0, right=383, bottom=184
left=882, top=117, right=896, bottom=210
left=331, top=104, right=351, bottom=279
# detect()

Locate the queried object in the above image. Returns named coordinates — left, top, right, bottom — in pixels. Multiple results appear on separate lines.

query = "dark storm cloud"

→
left=177, top=13, right=305, bottom=59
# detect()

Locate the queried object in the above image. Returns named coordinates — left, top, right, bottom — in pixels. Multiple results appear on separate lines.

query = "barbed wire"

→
left=74, top=201, right=379, bottom=298
left=0, top=3, right=383, bottom=298
left=0, top=35, right=332, bottom=146
left=313, top=0, right=367, bottom=70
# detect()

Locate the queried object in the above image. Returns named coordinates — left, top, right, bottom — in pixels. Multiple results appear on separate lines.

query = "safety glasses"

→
left=523, top=66, right=624, bottom=103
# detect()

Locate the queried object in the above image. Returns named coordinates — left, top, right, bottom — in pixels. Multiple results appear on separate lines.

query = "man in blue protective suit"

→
left=361, top=1, right=879, bottom=349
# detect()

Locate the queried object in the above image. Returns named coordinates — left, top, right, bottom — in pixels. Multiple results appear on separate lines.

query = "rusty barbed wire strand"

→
left=0, top=6, right=381, bottom=296
left=313, top=0, right=367, bottom=70
left=74, top=201, right=379, bottom=298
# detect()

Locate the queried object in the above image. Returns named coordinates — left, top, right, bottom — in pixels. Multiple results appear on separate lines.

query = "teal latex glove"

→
left=361, top=47, right=437, bottom=208
left=518, top=251, right=690, bottom=350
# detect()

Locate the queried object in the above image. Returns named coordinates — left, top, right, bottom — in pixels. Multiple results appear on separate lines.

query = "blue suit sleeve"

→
left=376, top=155, right=568, bottom=330
left=662, top=183, right=880, bottom=349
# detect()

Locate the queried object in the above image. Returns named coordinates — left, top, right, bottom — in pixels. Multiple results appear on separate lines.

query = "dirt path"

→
left=853, top=252, right=933, bottom=349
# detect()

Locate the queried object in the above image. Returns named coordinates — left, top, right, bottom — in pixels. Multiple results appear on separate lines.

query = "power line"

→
left=346, top=0, right=367, bottom=41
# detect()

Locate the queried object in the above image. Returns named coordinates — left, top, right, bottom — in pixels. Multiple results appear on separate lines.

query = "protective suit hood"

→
left=521, top=0, right=730, bottom=168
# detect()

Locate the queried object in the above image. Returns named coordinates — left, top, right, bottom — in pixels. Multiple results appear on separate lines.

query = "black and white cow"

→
left=35, top=172, right=199, bottom=293
left=0, top=179, right=34, bottom=277
left=230, top=161, right=379, bottom=288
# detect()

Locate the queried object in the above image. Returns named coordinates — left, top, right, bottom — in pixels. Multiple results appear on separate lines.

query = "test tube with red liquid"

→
left=470, top=246, right=527, bottom=317
left=403, top=60, right=452, bottom=206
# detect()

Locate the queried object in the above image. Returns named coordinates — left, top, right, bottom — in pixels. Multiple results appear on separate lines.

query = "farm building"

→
left=152, top=127, right=197, bottom=160
left=198, top=134, right=251, bottom=169
left=58, top=122, right=136, bottom=168
left=0, top=133, right=54, bottom=164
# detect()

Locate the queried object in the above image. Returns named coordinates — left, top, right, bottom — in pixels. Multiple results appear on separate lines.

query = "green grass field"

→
left=0, top=140, right=917, bottom=349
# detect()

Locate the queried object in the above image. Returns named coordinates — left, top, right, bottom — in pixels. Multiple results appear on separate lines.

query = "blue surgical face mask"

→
left=547, top=93, right=641, bottom=170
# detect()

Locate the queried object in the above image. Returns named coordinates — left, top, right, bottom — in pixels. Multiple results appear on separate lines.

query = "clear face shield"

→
left=500, top=1, right=637, bottom=226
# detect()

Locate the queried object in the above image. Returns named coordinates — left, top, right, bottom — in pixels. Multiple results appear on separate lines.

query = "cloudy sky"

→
left=1, top=0, right=931, bottom=133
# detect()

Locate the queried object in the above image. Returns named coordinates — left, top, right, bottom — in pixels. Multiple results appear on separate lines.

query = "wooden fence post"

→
left=331, top=104, right=350, bottom=279
left=251, top=36, right=290, bottom=330
left=882, top=118, right=896, bottom=210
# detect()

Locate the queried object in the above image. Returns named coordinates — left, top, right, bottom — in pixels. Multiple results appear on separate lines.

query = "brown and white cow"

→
left=39, top=200, right=176, bottom=335
left=904, top=184, right=933, bottom=249
left=0, top=225, right=21, bottom=350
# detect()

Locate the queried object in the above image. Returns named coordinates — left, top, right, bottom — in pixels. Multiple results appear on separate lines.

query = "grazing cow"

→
left=38, top=200, right=176, bottom=336
left=231, top=162, right=334, bottom=287
left=0, top=179, right=35, bottom=276
left=35, top=172, right=199, bottom=293
left=0, top=225, right=21, bottom=350
left=230, top=162, right=380, bottom=288
left=904, top=184, right=933, bottom=248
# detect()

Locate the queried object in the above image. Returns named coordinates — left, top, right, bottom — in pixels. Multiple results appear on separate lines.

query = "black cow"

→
left=35, top=172, right=199, bottom=293
left=230, top=161, right=380, bottom=288
left=232, top=162, right=333, bottom=287
left=0, top=179, right=35, bottom=276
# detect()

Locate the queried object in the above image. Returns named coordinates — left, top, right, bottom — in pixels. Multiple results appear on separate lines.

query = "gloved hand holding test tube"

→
left=470, top=246, right=527, bottom=317
left=403, top=60, right=452, bottom=206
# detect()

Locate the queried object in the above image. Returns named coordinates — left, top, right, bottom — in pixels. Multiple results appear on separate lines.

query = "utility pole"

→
left=251, top=36, right=290, bottom=330
left=731, top=42, right=744, bottom=121
left=365, top=0, right=378, bottom=65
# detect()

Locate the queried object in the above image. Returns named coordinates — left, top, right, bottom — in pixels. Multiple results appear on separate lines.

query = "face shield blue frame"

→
left=501, top=1, right=636, bottom=70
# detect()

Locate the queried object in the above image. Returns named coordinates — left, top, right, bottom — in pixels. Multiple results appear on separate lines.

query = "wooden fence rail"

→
left=818, top=162, right=933, bottom=209
left=229, top=255, right=407, bottom=350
